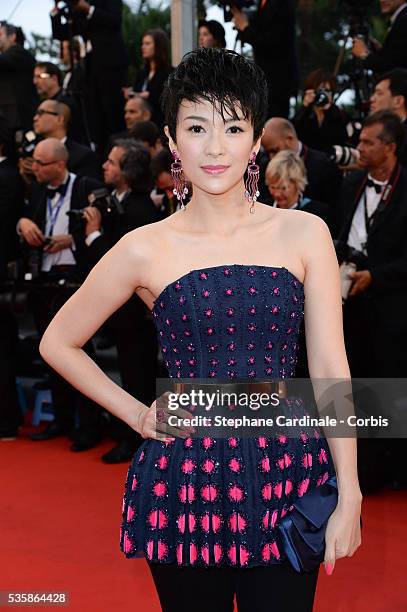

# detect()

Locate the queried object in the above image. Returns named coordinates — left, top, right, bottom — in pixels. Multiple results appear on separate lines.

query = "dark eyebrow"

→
left=183, top=115, right=246, bottom=123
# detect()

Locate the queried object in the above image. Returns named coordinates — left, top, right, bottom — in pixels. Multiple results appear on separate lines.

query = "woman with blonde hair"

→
left=266, top=150, right=331, bottom=227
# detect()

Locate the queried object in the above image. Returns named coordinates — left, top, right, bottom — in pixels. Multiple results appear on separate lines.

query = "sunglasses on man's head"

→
left=35, top=109, right=60, bottom=117
left=32, top=158, right=60, bottom=167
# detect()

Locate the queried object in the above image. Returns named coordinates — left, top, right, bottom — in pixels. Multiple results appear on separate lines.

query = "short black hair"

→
left=113, top=138, right=153, bottom=192
left=363, top=110, right=406, bottom=155
left=1, top=22, right=25, bottom=45
left=36, top=62, right=63, bottom=87
left=378, top=68, right=407, bottom=109
left=161, top=48, right=268, bottom=144
left=129, top=121, right=160, bottom=147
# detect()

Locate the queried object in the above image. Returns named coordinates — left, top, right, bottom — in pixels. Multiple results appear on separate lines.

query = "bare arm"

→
left=39, top=230, right=188, bottom=441
left=301, top=214, right=362, bottom=571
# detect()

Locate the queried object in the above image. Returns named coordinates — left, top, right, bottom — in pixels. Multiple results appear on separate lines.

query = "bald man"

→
left=21, top=99, right=101, bottom=180
left=17, top=137, right=104, bottom=450
left=260, top=117, right=342, bottom=207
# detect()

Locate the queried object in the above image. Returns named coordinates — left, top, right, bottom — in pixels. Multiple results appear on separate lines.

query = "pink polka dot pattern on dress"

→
left=119, top=265, right=336, bottom=567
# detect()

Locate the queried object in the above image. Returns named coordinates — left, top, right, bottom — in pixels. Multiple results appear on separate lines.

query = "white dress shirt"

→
left=347, top=174, right=387, bottom=254
left=41, top=172, right=77, bottom=272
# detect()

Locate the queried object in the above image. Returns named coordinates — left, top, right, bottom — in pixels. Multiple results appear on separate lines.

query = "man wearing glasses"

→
left=17, top=137, right=104, bottom=450
left=19, top=100, right=101, bottom=184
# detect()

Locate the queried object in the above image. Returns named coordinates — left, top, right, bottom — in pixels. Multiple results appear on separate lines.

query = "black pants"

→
left=147, top=561, right=319, bottom=612
left=28, top=280, right=103, bottom=437
left=0, top=302, right=22, bottom=433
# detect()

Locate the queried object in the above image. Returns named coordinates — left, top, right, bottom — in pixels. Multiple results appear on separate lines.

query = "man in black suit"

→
left=336, top=110, right=407, bottom=491
left=34, top=61, right=86, bottom=144
left=352, top=0, right=407, bottom=72
left=232, top=0, right=299, bottom=118
left=51, top=0, right=128, bottom=151
left=81, top=139, right=160, bottom=463
left=19, top=99, right=101, bottom=184
left=260, top=118, right=343, bottom=208
left=0, top=116, right=24, bottom=440
left=0, top=22, right=38, bottom=132
left=369, top=68, right=407, bottom=167
left=17, top=138, right=104, bottom=450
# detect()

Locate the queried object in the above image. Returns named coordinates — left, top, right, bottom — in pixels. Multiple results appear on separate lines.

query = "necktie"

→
left=366, top=178, right=384, bottom=194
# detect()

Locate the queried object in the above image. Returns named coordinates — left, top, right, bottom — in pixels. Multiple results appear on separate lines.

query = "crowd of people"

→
left=0, top=0, right=406, bottom=491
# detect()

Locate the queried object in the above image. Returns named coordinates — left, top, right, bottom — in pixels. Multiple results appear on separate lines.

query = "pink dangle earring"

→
left=171, top=150, right=188, bottom=210
left=244, top=151, right=260, bottom=214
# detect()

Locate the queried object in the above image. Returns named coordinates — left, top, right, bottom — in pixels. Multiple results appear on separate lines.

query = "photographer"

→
left=232, top=0, right=299, bottom=118
left=34, top=61, right=85, bottom=144
left=82, top=139, right=160, bottom=463
left=0, top=22, right=38, bottom=132
left=0, top=116, right=24, bottom=440
left=336, top=110, right=407, bottom=377
left=51, top=0, right=128, bottom=151
left=19, top=100, right=101, bottom=185
left=352, top=0, right=407, bottom=72
left=293, top=69, right=349, bottom=154
left=335, top=110, right=407, bottom=492
left=17, top=138, right=104, bottom=449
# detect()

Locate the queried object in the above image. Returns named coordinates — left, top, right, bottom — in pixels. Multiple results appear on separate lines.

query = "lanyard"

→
left=46, top=176, right=71, bottom=236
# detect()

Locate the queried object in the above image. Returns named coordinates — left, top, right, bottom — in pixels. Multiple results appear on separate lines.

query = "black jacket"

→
left=293, top=105, right=349, bottom=154
left=51, top=0, right=128, bottom=70
left=84, top=188, right=160, bottom=270
left=65, top=138, right=102, bottom=180
left=133, top=66, right=173, bottom=128
left=0, top=159, right=24, bottom=277
left=300, top=144, right=343, bottom=207
left=336, top=165, right=407, bottom=331
left=23, top=175, right=103, bottom=279
left=238, top=0, right=298, bottom=95
left=0, top=44, right=39, bottom=131
left=364, top=6, right=407, bottom=73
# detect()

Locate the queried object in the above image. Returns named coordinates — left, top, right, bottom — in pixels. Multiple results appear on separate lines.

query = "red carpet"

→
left=1, top=427, right=406, bottom=612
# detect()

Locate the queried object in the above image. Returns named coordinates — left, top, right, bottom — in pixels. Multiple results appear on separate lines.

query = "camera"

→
left=330, top=145, right=360, bottom=167
left=314, top=89, right=331, bottom=108
left=223, top=0, right=257, bottom=23
left=66, top=188, right=125, bottom=219
left=334, top=240, right=369, bottom=302
left=16, top=130, right=40, bottom=158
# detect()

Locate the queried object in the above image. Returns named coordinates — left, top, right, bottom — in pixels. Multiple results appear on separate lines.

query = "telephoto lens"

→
left=314, top=89, right=330, bottom=107
left=330, top=145, right=360, bottom=167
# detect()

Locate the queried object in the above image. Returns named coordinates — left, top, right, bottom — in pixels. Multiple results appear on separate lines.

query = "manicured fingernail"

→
left=325, top=563, right=334, bottom=575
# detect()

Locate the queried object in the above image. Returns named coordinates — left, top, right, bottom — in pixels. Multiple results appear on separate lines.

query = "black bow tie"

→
left=366, top=178, right=384, bottom=194
left=46, top=182, right=68, bottom=200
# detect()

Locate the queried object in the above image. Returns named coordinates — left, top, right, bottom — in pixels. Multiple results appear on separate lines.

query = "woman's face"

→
left=142, top=35, right=155, bottom=60
left=267, top=175, right=299, bottom=208
left=199, top=27, right=216, bottom=48
left=167, top=98, right=258, bottom=199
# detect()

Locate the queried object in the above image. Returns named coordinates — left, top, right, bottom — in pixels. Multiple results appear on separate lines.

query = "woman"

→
left=293, top=69, right=349, bottom=153
left=131, top=29, right=172, bottom=128
left=40, top=49, right=362, bottom=611
left=265, top=150, right=331, bottom=228
left=198, top=19, right=227, bottom=49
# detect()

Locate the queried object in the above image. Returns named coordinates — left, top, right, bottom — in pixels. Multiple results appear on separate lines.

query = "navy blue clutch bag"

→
left=277, top=476, right=338, bottom=573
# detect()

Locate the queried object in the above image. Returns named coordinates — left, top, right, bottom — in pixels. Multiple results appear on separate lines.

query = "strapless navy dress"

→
left=120, top=265, right=336, bottom=568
